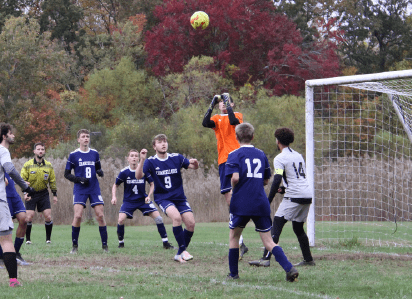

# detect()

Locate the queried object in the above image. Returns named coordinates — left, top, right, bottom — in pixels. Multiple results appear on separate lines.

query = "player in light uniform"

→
left=249, top=127, right=315, bottom=267
left=64, top=129, right=108, bottom=253
left=136, top=134, right=199, bottom=263
left=202, top=93, right=248, bottom=258
left=225, top=123, right=298, bottom=281
left=0, top=123, right=35, bottom=287
left=111, top=149, right=175, bottom=249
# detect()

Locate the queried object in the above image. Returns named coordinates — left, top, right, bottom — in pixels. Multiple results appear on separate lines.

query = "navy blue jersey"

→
left=5, top=172, right=19, bottom=198
left=225, top=145, right=272, bottom=216
left=115, top=166, right=153, bottom=203
left=65, top=148, right=101, bottom=194
left=143, top=153, right=190, bottom=202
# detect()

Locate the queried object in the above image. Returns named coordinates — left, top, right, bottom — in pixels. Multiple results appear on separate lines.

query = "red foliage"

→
left=145, top=0, right=340, bottom=95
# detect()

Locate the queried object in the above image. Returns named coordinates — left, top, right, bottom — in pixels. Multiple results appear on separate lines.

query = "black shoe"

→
left=70, top=245, right=78, bottom=254
left=239, top=243, right=249, bottom=260
left=163, top=242, right=176, bottom=249
left=294, top=260, right=316, bottom=267
left=16, top=253, right=30, bottom=266
left=248, top=258, right=270, bottom=267
left=118, top=242, right=124, bottom=248
left=286, top=266, right=299, bottom=282
left=226, top=273, right=240, bottom=280
left=102, top=245, right=109, bottom=253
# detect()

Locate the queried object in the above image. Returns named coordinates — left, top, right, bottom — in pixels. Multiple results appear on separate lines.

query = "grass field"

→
left=2, top=222, right=412, bottom=299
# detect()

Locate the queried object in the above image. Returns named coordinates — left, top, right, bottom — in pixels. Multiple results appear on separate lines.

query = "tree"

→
left=0, top=0, right=24, bottom=32
left=337, top=0, right=412, bottom=73
left=145, top=0, right=340, bottom=96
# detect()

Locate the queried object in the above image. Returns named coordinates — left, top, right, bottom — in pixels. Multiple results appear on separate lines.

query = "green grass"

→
left=2, top=222, right=412, bottom=298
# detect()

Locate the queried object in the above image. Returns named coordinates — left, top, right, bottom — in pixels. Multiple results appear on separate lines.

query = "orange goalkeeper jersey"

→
left=211, top=112, right=243, bottom=165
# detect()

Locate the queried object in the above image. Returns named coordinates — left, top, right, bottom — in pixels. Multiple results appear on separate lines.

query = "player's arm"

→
left=3, top=162, right=33, bottom=195
left=95, top=161, right=104, bottom=177
left=145, top=181, right=154, bottom=204
left=111, top=183, right=119, bottom=205
left=264, top=179, right=269, bottom=186
left=135, top=149, right=148, bottom=180
left=64, top=169, right=89, bottom=185
left=188, top=159, right=199, bottom=169
left=49, top=166, right=58, bottom=202
left=231, top=172, right=239, bottom=188
left=202, top=95, right=220, bottom=128
left=268, top=172, right=284, bottom=204
left=222, top=93, right=240, bottom=126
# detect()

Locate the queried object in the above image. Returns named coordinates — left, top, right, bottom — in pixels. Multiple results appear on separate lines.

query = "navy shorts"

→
left=120, top=201, right=158, bottom=219
left=229, top=213, right=272, bottom=232
left=155, top=198, right=192, bottom=216
left=73, top=193, right=104, bottom=207
left=25, top=190, right=51, bottom=212
left=219, top=163, right=232, bottom=194
left=7, top=195, right=26, bottom=218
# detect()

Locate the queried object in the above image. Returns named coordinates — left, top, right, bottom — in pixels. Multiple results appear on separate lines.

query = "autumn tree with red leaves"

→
left=145, top=0, right=340, bottom=95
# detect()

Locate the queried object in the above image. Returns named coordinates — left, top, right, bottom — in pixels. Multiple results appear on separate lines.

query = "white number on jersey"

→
left=132, top=185, right=138, bottom=194
left=165, top=176, right=172, bottom=188
left=245, top=158, right=262, bottom=178
left=85, top=167, right=92, bottom=178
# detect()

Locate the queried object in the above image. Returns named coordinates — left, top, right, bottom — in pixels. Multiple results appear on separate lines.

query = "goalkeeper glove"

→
left=222, top=93, right=231, bottom=109
left=209, top=95, right=221, bottom=109
left=96, top=169, right=104, bottom=177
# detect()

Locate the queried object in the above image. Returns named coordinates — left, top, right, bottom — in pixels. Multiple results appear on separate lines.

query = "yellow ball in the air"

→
left=190, top=11, right=209, bottom=30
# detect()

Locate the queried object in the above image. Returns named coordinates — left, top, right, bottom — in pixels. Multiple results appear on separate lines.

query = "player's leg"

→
left=38, top=192, right=53, bottom=244
left=93, top=203, right=108, bottom=251
left=148, top=210, right=174, bottom=249
left=228, top=226, right=243, bottom=279
left=164, top=205, right=186, bottom=263
left=25, top=210, right=35, bottom=244
left=116, top=212, right=127, bottom=248
left=292, top=221, right=315, bottom=266
left=14, top=212, right=28, bottom=265
left=180, top=211, right=195, bottom=261
left=71, top=203, right=84, bottom=253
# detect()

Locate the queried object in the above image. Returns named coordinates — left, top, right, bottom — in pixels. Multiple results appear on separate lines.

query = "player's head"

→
left=0, top=123, right=15, bottom=144
left=274, top=127, right=294, bottom=147
left=77, top=129, right=90, bottom=147
left=218, top=93, right=235, bottom=113
left=33, top=142, right=45, bottom=159
left=152, top=134, right=168, bottom=154
left=127, top=149, right=139, bottom=166
left=235, top=122, right=254, bottom=144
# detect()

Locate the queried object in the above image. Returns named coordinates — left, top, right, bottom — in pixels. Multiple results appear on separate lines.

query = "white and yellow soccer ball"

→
left=190, top=11, right=209, bottom=30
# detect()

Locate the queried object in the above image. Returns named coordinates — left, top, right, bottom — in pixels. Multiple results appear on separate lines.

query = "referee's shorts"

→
left=25, top=189, right=51, bottom=212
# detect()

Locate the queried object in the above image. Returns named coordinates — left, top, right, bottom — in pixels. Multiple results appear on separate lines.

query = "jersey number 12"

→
left=245, top=158, right=262, bottom=178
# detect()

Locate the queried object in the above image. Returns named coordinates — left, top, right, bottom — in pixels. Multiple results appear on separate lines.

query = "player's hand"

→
left=139, top=149, right=148, bottom=161
left=53, top=196, right=58, bottom=204
left=111, top=197, right=117, bottom=205
left=24, top=193, right=31, bottom=202
left=5, top=177, right=8, bottom=186
left=78, top=177, right=89, bottom=185
left=96, top=169, right=104, bottom=177
left=189, top=159, right=199, bottom=169
left=144, top=196, right=151, bottom=204
left=23, top=186, right=35, bottom=196
left=210, top=95, right=221, bottom=109
left=222, top=93, right=230, bottom=108
left=278, top=186, right=286, bottom=194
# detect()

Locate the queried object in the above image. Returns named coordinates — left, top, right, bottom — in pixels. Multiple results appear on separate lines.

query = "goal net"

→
left=305, top=70, right=412, bottom=247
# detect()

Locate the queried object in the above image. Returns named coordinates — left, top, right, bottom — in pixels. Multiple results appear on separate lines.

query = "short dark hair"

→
left=274, top=127, right=294, bottom=146
left=152, top=134, right=167, bottom=146
left=77, top=129, right=90, bottom=139
left=0, top=123, right=13, bottom=143
left=34, top=142, right=45, bottom=150
left=235, top=123, right=254, bottom=143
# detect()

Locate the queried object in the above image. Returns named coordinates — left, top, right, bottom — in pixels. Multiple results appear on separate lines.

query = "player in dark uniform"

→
left=111, top=149, right=174, bottom=249
left=64, top=129, right=108, bottom=253
left=136, top=134, right=199, bottom=263
left=225, top=123, right=298, bottom=282
left=249, top=127, right=315, bottom=268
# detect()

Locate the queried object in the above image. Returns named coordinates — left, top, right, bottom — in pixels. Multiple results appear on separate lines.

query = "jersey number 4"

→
left=245, top=158, right=262, bottom=178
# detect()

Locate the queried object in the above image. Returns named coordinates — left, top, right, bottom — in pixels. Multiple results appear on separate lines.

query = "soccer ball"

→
left=190, top=11, right=209, bottom=30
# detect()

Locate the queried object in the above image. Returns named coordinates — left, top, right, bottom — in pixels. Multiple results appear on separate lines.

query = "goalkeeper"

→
left=249, top=127, right=315, bottom=267
left=202, top=93, right=249, bottom=259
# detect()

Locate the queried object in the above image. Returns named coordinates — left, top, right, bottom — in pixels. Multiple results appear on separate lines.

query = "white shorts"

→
left=0, top=200, right=14, bottom=235
left=275, top=198, right=311, bottom=222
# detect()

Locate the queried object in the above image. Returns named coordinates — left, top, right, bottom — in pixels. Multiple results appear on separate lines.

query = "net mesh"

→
left=312, top=77, right=412, bottom=247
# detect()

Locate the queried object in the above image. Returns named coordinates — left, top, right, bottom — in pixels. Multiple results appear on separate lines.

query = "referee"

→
left=21, top=142, right=58, bottom=244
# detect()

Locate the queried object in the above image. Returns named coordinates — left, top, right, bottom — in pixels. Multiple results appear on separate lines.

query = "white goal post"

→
left=305, top=70, right=412, bottom=247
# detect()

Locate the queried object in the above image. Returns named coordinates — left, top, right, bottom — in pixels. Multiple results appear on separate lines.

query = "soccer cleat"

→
left=163, top=242, right=176, bottom=250
left=118, top=242, right=124, bottom=248
left=9, top=278, right=21, bottom=287
left=294, top=260, right=316, bottom=267
left=239, top=243, right=249, bottom=260
left=174, top=254, right=186, bottom=263
left=26, top=240, right=32, bottom=245
left=181, top=251, right=193, bottom=261
left=16, top=253, right=30, bottom=266
left=70, top=245, right=78, bottom=254
left=226, top=273, right=239, bottom=280
left=248, top=258, right=270, bottom=267
left=102, top=245, right=109, bottom=252
left=46, top=240, right=51, bottom=244
left=286, top=266, right=299, bottom=282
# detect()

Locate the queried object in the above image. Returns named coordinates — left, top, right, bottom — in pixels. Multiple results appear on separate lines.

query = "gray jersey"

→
left=0, top=145, right=11, bottom=201
left=273, top=147, right=312, bottom=198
